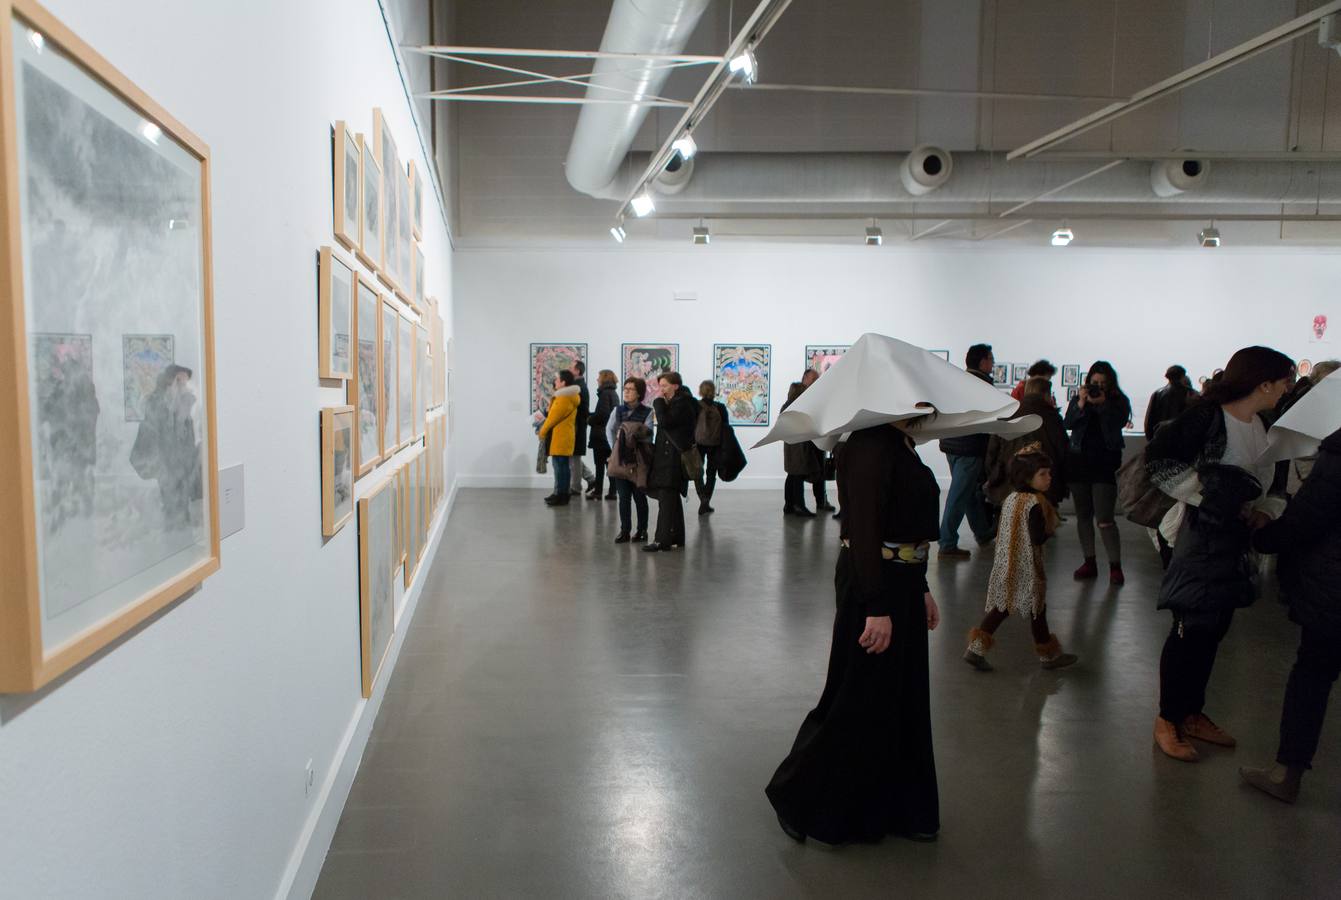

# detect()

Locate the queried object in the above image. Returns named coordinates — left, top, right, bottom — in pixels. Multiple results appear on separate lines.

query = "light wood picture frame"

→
left=412, top=241, right=425, bottom=311
left=380, top=297, right=398, bottom=458
left=348, top=274, right=382, bottom=478
left=373, top=108, right=401, bottom=295
left=320, top=406, right=354, bottom=536
left=357, top=135, right=381, bottom=272
left=357, top=473, right=395, bottom=698
left=332, top=120, right=359, bottom=251
left=413, top=323, right=427, bottom=441
left=409, top=159, right=423, bottom=241
left=394, top=460, right=407, bottom=568
left=394, top=161, right=412, bottom=303
left=397, top=311, right=413, bottom=449
left=403, top=445, right=424, bottom=589
left=0, top=0, right=221, bottom=693
left=318, top=246, right=354, bottom=380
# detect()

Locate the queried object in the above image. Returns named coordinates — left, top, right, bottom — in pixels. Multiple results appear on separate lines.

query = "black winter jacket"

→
left=588, top=385, right=619, bottom=453
left=1145, top=383, right=1193, bottom=440
left=649, top=387, right=699, bottom=494
left=572, top=379, right=591, bottom=455
left=1254, top=428, right=1341, bottom=637
left=938, top=369, right=995, bottom=457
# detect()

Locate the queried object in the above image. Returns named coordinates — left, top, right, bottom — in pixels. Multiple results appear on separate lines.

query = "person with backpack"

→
left=694, top=380, right=730, bottom=515
left=586, top=369, right=620, bottom=501
left=606, top=376, right=654, bottom=543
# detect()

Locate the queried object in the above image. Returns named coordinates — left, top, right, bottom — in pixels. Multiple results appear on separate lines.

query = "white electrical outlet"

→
left=304, top=759, right=315, bottom=796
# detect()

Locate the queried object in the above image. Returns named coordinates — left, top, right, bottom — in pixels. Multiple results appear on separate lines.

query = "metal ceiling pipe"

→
left=619, top=152, right=1341, bottom=207
left=564, top=0, right=712, bottom=198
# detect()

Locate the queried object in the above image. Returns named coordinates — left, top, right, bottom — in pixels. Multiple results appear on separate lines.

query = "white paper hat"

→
left=1262, top=371, right=1341, bottom=464
left=754, top=333, right=1042, bottom=451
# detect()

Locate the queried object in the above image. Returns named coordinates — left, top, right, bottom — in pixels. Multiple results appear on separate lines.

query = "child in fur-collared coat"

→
left=964, top=447, right=1079, bottom=672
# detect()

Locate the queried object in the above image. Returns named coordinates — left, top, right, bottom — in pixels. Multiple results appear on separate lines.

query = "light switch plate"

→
left=219, top=464, right=245, bottom=539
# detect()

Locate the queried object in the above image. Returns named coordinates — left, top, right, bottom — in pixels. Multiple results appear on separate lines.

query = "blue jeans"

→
left=939, top=453, right=993, bottom=548
left=551, top=455, right=571, bottom=495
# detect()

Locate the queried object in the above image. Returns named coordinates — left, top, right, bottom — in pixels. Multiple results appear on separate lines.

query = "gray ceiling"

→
left=428, top=0, right=1341, bottom=247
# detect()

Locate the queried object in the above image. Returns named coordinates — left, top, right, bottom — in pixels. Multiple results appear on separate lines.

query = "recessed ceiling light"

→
left=630, top=190, right=655, bottom=217
left=1051, top=225, right=1074, bottom=246
left=671, top=134, right=697, bottom=160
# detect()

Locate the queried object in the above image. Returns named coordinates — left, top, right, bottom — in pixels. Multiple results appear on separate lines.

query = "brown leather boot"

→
left=1182, top=713, right=1236, bottom=747
left=1153, top=716, right=1199, bottom=762
left=1035, top=635, right=1078, bottom=670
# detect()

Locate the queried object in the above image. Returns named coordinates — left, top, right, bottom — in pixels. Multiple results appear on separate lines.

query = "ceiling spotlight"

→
left=865, top=226, right=883, bottom=246
left=630, top=190, right=655, bottom=218
left=1050, top=225, right=1074, bottom=246
left=671, top=134, right=697, bottom=160
left=728, top=48, right=757, bottom=84
left=139, top=121, right=162, bottom=144
left=610, top=223, right=626, bottom=243
left=1198, top=226, right=1221, bottom=248
left=692, top=225, right=710, bottom=245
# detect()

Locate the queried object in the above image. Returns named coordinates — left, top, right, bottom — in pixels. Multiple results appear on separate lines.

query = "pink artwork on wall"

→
left=1313, top=314, right=1328, bottom=342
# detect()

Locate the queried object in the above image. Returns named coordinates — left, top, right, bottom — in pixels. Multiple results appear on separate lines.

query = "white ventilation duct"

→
left=1151, top=159, right=1211, bottom=197
left=564, top=0, right=712, bottom=198
left=900, top=146, right=954, bottom=195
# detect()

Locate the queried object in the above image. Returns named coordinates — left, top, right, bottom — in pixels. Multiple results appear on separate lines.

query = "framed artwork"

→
left=413, top=324, right=427, bottom=440
left=403, top=446, right=423, bottom=588
left=805, top=344, right=849, bottom=375
left=320, top=406, right=354, bottom=536
left=373, top=109, right=401, bottom=293
left=714, top=344, right=772, bottom=426
left=930, top=349, right=951, bottom=362
left=1012, top=363, right=1029, bottom=382
left=332, top=121, right=359, bottom=251
left=348, top=275, right=381, bottom=478
left=991, top=363, right=1009, bottom=385
left=396, top=164, right=412, bottom=302
left=412, top=242, right=425, bottom=310
left=621, top=343, right=679, bottom=405
left=529, top=342, right=586, bottom=417
left=1061, top=364, right=1082, bottom=387
left=122, top=333, right=174, bottom=422
left=1066, top=385, right=1081, bottom=403
left=409, top=159, right=424, bottom=241
left=318, top=246, right=354, bottom=380
left=397, top=312, right=413, bottom=448
left=0, top=1, right=220, bottom=693
left=380, top=299, right=397, bottom=457
left=357, top=137, right=381, bottom=272
left=394, top=459, right=407, bottom=568
left=357, top=474, right=395, bottom=698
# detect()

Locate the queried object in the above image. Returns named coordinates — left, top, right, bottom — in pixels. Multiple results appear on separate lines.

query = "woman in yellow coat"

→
left=539, top=369, right=581, bottom=506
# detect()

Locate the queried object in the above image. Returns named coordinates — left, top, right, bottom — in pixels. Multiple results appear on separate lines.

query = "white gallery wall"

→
left=0, top=2, right=454, bottom=899
left=455, top=244, right=1339, bottom=486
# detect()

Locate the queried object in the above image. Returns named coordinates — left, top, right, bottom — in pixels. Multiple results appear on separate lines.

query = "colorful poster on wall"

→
left=991, top=363, right=1009, bottom=385
left=714, top=344, right=771, bottom=426
left=530, top=343, right=587, bottom=418
left=805, top=344, right=850, bottom=375
left=121, top=334, right=174, bottom=422
left=621, top=343, right=679, bottom=405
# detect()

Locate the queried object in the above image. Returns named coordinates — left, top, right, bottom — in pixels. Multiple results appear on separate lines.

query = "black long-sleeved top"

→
left=838, top=425, right=940, bottom=616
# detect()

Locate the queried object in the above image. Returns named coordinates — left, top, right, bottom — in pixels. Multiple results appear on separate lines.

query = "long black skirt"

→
left=766, top=549, right=939, bottom=843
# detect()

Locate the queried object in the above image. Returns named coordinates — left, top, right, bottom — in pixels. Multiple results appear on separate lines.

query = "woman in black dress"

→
left=766, top=417, right=943, bottom=845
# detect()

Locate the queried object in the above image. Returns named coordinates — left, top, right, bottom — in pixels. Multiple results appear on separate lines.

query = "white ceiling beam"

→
left=405, top=45, right=723, bottom=64
left=729, top=82, right=1122, bottom=103
left=415, top=95, right=689, bottom=107
left=1007, top=0, right=1341, bottom=160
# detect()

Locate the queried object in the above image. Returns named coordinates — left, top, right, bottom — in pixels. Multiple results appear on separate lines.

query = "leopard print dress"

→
left=984, top=492, right=1047, bottom=617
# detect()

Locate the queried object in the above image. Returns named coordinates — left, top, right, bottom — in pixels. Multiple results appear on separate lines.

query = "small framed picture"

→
left=409, top=159, right=424, bottom=241
left=991, top=363, right=1009, bottom=385
left=318, top=246, right=355, bottom=380
left=1012, top=363, right=1029, bottom=382
left=1067, top=385, right=1081, bottom=403
left=321, top=406, right=355, bottom=536
left=357, top=137, right=382, bottom=272
left=358, top=474, right=396, bottom=698
left=1061, top=364, right=1082, bottom=387
left=332, top=121, right=360, bottom=251
left=349, top=274, right=383, bottom=478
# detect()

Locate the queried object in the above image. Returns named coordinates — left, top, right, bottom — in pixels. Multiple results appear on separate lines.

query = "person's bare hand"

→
left=859, top=616, right=892, bottom=654
left=924, top=593, right=940, bottom=631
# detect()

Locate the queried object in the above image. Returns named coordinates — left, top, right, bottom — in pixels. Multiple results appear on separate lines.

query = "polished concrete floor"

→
left=315, top=488, right=1340, bottom=899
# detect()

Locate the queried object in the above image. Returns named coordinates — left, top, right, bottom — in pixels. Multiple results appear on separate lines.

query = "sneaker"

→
left=1153, top=716, right=1199, bottom=762
left=1239, top=764, right=1301, bottom=804
left=1073, top=558, right=1098, bottom=580
left=939, top=547, right=971, bottom=561
left=1182, top=713, right=1236, bottom=747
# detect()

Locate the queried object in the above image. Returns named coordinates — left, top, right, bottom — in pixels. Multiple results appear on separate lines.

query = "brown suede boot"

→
left=1035, top=635, right=1078, bottom=670
left=1239, top=763, right=1303, bottom=804
left=1153, top=715, right=1199, bottom=762
left=1182, top=713, right=1236, bottom=748
left=963, top=628, right=994, bottom=671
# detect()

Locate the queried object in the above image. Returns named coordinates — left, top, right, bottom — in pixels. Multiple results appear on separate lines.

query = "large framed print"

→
left=414, top=323, right=428, bottom=440
left=395, top=162, right=412, bottom=302
left=529, top=342, right=585, bottom=419
left=714, top=344, right=772, bottom=426
left=358, top=474, right=395, bottom=698
left=380, top=298, right=397, bottom=457
left=402, top=445, right=423, bottom=589
left=320, top=406, right=354, bottom=536
left=409, top=159, right=423, bottom=241
left=397, top=312, right=413, bottom=448
left=621, top=343, right=679, bottom=406
left=805, top=344, right=849, bottom=376
left=332, top=120, right=359, bottom=251
left=373, top=108, right=401, bottom=293
left=356, top=136, right=381, bottom=272
left=0, top=0, right=220, bottom=692
left=348, top=274, right=381, bottom=478
left=411, top=241, right=424, bottom=311
left=318, top=246, right=354, bottom=380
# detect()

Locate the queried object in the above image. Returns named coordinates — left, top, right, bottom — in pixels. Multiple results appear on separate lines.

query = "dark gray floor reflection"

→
left=315, top=489, right=1340, bottom=899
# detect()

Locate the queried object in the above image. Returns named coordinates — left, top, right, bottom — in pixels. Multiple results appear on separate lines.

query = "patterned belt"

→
left=839, top=540, right=930, bottom=563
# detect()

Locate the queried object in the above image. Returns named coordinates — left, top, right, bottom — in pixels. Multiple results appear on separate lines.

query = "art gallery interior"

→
left=2, top=0, right=1340, bottom=897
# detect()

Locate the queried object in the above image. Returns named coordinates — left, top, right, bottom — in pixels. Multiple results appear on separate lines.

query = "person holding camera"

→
left=1063, top=361, right=1131, bottom=585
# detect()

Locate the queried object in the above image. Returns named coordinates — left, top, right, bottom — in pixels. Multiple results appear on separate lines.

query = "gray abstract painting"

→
left=363, top=481, right=394, bottom=693
left=15, top=29, right=211, bottom=649
left=398, top=316, right=412, bottom=446
left=381, top=304, right=396, bottom=452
